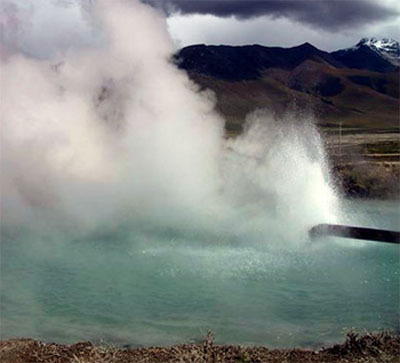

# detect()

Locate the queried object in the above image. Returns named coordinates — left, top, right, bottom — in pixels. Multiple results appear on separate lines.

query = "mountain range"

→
left=174, top=38, right=399, bottom=133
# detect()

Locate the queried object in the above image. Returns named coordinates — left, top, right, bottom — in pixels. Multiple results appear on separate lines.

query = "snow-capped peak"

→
left=356, top=37, right=400, bottom=66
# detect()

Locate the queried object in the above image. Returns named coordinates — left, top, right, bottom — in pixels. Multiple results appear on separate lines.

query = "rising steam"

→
left=1, top=0, right=338, bottom=245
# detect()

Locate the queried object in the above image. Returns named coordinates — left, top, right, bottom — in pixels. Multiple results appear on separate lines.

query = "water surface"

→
left=1, top=200, right=399, bottom=348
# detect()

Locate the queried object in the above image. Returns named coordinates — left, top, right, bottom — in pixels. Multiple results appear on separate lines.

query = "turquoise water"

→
left=1, top=200, right=399, bottom=348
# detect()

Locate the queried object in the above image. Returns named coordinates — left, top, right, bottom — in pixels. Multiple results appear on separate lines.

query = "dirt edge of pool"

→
left=1, top=331, right=399, bottom=362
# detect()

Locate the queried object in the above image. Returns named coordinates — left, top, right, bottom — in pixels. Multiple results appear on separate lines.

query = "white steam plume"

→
left=1, top=0, right=338, bottom=244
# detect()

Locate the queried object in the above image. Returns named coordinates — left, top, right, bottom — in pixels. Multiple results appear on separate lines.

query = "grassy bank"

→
left=1, top=331, right=399, bottom=363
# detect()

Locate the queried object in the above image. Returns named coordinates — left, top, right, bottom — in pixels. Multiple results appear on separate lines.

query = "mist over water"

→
left=1, top=0, right=337, bottom=242
left=1, top=0, right=398, bottom=347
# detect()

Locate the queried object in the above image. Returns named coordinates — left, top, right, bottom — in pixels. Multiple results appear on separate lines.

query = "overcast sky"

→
left=1, top=0, right=399, bottom=58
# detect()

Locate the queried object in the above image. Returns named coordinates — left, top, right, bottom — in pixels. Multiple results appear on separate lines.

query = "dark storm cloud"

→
left=145, top=0, right=398, bottom=30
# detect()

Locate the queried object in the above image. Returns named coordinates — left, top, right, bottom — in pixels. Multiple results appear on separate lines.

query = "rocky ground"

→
left=323, top=130, right=399, bottom=199
left=1, top=331, right=399, bottom=363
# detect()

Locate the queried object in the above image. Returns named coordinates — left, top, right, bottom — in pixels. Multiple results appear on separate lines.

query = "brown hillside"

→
left=187, top=61, right=399, bottom=134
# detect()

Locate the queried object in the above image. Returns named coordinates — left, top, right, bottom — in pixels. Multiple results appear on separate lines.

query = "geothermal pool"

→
left=1, top=200, right=398, bottom=348
left=1, top=0, right=399, bottom=350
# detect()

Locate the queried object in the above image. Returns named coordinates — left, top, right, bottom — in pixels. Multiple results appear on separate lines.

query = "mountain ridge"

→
left=174, top=38, right=399, bottom=132
left=331, top=38, right=399, bottom=73
left=349, top=38, right=399, bottom=66
left=175, top=38, right=399, bottom=78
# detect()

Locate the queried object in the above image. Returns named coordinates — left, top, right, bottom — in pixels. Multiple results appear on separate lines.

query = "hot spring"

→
left=1, top=0, right=399, bottom=348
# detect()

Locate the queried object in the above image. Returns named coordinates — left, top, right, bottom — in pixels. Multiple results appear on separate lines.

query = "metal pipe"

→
left=309, top=224, right=400, bottom=244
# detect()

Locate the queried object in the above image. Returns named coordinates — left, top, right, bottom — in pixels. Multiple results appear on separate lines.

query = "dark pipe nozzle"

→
left=309, top=224, right=400, bottom=244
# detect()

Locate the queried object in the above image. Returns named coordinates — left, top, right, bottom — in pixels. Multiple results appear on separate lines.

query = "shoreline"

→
left=331, top=160, right=399, bottom=199
left=325, top=130, right=399, bottom=200
left=1, top=331, right=399, bottom=362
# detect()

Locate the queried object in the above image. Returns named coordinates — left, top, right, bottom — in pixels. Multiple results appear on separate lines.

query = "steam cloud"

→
left=1, top=0, right=338, bottom=245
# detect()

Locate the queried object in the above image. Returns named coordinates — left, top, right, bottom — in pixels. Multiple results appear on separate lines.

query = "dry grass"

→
left=1, top=331, right=399, bottom=363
